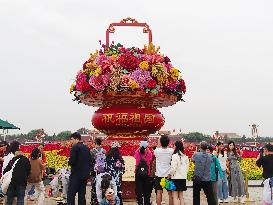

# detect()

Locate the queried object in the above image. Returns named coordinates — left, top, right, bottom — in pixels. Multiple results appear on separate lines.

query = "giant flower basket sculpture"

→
left=70, top=18, right=186, bottom=140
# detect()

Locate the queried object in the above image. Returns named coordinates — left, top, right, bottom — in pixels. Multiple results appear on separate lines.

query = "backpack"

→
left=136, top=152, right=149, bottom=178
left=94, top=148, right=106, bottom=174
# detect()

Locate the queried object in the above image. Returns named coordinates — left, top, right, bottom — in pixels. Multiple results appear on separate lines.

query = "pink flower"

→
left=89, top=74, right=110, bottom=91
left=141, top=54, right=164, bottom=65
left=130, top=68, right=152, bottom=89
left=96, top=55, right=118, bottom=73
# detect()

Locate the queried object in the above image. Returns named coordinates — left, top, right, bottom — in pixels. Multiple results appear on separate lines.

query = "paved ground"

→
left=4, top=180, right=262, bottom=204
left=23, top=185, right=263, bottom=205
left=124, top=187, right=263, bottom=205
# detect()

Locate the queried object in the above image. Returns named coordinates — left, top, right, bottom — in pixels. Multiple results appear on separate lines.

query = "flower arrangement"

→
left=70, top=42, right=186, bottom=102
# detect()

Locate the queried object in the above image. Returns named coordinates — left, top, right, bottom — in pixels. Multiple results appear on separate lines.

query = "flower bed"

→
left=20, top=143, right=263, bottom=179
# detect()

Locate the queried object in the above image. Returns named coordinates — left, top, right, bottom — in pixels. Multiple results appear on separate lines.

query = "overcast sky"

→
left=1, top=0, right=273, bottom=137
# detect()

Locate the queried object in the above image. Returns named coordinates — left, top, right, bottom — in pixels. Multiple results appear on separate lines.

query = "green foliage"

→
left=181, top=132, right=212, bottom=142
left=76, top=128, right=89, bottom=135
left=56, top=131, right=72, bottom=141
left=26, top=129, right=45, bottom=140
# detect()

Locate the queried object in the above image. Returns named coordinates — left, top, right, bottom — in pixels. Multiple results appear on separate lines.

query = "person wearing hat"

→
left=105, top=142, right=125, bottom=205
left=134, top=140, right=153, bottom=205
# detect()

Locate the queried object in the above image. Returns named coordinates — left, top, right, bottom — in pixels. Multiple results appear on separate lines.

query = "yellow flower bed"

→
left=240, top=158, right=263, bottom=180
left=187, top=158, right=263, bottom=180
left=45, top=151, right=68, bottom=170
left=25, top=151, right=263, bottom=180
left=25, top=151, right=68, bottom=170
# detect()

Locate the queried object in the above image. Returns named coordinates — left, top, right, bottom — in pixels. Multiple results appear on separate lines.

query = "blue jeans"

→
left=218, top=171, right=229, bottom=200
left=6, top=184, right=26, bottom=205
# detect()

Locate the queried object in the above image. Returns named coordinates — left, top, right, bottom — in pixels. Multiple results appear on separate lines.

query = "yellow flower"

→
left=94, top=67, right=102, bottom=77
left=143, top=43, right=160, bottom=54
left=152, top=63, right=168, bottom=85
left=151, top=66, right=158, bottom=76
left=170, top=68, right=180, bottom=80
left=88, top=65, right=102, bottom=77
left=139, top=61, right=149, bottom=70
left=83, top=62, right=98, bottom=75
left=89, top=50, right=99, bottom=62
left=69, top=83, right=75, bottom=94
left=129, top=80, right=139, bottom=89
left=111, top=54, right=118, bottom=60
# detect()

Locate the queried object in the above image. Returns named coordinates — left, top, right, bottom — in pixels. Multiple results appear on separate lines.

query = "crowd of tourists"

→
left=0, top=133, right=272, bottom=205
left=0, top=141, right=46, bottom=205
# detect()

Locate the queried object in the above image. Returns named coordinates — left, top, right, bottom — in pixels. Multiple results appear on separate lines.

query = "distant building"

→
left=158, top=130, right=171, bottom=135
left=217, top=132, right=241, bottom=139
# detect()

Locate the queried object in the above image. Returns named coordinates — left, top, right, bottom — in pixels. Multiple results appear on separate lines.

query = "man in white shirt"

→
left=154, top=135, right=174, bottom=205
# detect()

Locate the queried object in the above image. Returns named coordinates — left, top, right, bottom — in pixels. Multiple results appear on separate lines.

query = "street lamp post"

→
left=249, top=124, right=259, bottom=147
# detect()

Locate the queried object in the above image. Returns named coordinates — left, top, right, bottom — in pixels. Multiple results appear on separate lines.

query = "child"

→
left=96, top=173, right=118, bottom=204
left=100, top=188, right=120, bottom=205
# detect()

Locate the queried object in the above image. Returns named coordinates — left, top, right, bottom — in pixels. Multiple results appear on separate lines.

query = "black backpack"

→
left=136, top=151, right=149, bottom=178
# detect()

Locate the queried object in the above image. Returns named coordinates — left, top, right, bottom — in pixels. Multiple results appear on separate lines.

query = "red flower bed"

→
left=19, top=142, right=260, bottom=158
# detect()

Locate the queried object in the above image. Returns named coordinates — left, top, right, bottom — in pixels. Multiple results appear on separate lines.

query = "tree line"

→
left=3, top=128, right=89, bottom=142
left=3, top=129, right=272, bottom=143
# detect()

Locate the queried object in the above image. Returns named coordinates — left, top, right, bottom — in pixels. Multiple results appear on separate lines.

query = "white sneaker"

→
left=218, top=199, right=223, bottom=203
left=223, top=199, right=229, bottom=203
left=239, top=197, right=245, bottom=204
left=232, top=197, right=237, bottom=202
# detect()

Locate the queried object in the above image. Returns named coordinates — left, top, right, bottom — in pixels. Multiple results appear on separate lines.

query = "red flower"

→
left=147, top=79, right=157, bottom=89
left=177, top=79, right=186, bottom=93
left=164, top=56, right=171, bottom=64
left=117, top=54, right=140, bottom=70
left=76, top=71, right=91, bottom=93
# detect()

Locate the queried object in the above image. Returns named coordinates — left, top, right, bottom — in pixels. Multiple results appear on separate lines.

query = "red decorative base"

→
left=92, top=106, right=165, bottom=138
left=105, top=135, right=146, bottom=141
left=121, top=181, right=136, bottom=199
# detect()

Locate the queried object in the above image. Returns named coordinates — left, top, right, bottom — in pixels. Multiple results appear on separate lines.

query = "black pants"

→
left=193, top=181, right=217, bottom=205
left=147, top=177, right=155, bottom=197
left=67, top=176, right=87, bottom=205
left=135, top=176, right=152, bottom=205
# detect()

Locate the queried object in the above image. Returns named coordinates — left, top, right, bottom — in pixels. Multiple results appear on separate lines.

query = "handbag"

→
left=0, top=159, right=20, bottom=194
left=192, top=154, right=208, bottom=185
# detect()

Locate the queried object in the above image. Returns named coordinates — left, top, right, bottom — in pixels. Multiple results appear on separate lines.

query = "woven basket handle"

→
left=106, top=17, right=152, bottom=47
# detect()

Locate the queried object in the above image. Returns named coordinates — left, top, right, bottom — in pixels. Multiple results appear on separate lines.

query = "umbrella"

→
left=0, top=119, right=20, bottom=141
left=0, top=119, right=20, bottom=130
